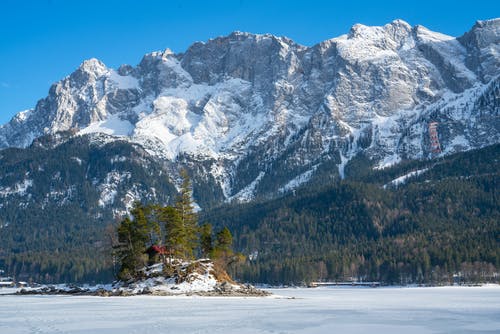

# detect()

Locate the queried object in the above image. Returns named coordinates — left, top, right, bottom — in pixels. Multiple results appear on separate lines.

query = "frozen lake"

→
left=1, top=286, right=499, bottom=333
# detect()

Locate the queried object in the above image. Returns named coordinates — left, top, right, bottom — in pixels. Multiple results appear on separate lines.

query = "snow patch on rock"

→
left=384, top=168, right=429, bottom=188
left=228, top=171, right=265, bottom=203
left=0, top=179, right=33, bottom=197
left=279, top=166, right=318, bottom=193
left=98, top=171, right=131, bottom=207
left=79, top=114, right=134, bottom=137
left=124, top=260, right=220, bottom=295
left=107, top=70, right=140, bottom=90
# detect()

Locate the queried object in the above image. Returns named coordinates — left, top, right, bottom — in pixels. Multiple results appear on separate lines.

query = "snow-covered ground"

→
left=383, top=168, right=428, bottom=188
left=0, top=286, right=499, bottom=333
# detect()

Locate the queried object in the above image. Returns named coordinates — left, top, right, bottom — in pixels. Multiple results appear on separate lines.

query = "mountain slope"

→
left=0, top=19, right=498, bottom=204
left=202, top=144, right=500, bottom=284
left=0, top=140, right=498, bottom=283
left=0, top=133, right=177, bottom=282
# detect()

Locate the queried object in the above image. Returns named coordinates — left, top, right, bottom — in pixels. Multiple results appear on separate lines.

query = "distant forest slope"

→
left=202, top=144, right=500, bottom=284
left=0, top=143, right=498, bottom=284
left=0, top=134, right=177, bottom=283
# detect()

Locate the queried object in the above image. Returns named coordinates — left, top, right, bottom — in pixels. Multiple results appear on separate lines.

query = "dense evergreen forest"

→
left=1, top=144, right=499, bottom=285
left=202, top=144, right=500, bottom=285
left=0, top=134, right=176, bottom=283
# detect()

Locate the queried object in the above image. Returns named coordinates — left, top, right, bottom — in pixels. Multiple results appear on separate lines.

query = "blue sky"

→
left=0, top=0, right=498, bottom=124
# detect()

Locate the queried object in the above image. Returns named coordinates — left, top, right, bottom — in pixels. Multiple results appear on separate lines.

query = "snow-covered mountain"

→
left=1, top=19, right=499, bottom=204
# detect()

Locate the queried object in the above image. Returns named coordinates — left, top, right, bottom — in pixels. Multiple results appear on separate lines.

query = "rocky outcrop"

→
left=16, top=259, right=270, bottom=297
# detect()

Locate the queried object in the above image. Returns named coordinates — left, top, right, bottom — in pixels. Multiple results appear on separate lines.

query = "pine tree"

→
left=212, top=226, right=234, bottom=265
left=130, top=203, right=162, bottom=247
left=174, top=169, right=198, bottom=259
left=115, top=202, right=150, bottom=280
left=199, top=223, right=213, bottom=258
left=215, top=227, right=233, bottom=253
left=157, top=170, right=199, bottom=260
left=159, top=206, right=184, bottom=259
left=144, top=204, right=162, bottom=246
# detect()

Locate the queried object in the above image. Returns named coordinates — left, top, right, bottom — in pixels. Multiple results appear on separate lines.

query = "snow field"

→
left=0, top=286, right=499, bottom=334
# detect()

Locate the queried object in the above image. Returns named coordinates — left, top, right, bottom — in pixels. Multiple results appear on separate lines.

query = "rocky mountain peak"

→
left=0, top=19, right=498, bottom=204
left=458, top=18, right=500, bottom=52
left=388, top=19, right=412, bottom=29
left=78, top=58, right=108, bottom=76
left=384, top=19, right=413, bottom=42
left=179, top=30, right=301, bottom=85
left=473, top=18, right=500, bottom=31
left=347, top=19, right=412, bottom=44
left=458, top=18, right=500, bottom=82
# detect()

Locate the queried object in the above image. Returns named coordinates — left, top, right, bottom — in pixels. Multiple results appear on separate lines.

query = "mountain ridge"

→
left=0, top=18, right=499, bottom=204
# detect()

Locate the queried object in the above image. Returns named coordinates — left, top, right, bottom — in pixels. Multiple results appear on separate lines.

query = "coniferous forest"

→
left=0, top=144, right=498, bottom=285
left=204, top=144, right=500, bottom=285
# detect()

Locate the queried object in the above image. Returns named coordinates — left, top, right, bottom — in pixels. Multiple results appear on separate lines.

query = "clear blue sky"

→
left=0, top=0, right=498, bottom=124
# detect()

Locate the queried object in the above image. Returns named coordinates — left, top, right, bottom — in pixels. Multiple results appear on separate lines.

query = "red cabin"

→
left=146, top=245, right=171, bottom=264
left=148, top=245, right=168, bottom=255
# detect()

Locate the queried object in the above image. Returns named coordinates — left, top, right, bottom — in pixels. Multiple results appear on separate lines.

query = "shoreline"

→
left=11, top=283, right=271, bottom=297
left=1, top=283, right=498, bottom=298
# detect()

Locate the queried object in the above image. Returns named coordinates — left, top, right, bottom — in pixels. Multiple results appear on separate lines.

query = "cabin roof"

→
left=147, top=245, right=169, bottom=254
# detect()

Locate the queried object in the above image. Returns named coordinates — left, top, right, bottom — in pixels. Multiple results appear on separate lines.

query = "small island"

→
left=18, top=172, right=269, bottom=297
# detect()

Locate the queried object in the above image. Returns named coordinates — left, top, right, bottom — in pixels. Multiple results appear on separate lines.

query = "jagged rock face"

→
left=0, top=19, right=499, bottom=203
left=459, top=18, right=500, bottom=82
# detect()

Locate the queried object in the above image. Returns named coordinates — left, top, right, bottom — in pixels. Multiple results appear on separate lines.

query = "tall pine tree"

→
left=114, top=202, right=150, bottom=280
left=163, top=169, right=198, bottom=259
left=177, top=170, right=198, bottom=254
left=159, top=206, right=184, bottom=259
